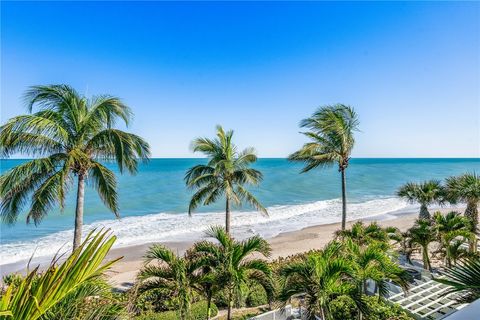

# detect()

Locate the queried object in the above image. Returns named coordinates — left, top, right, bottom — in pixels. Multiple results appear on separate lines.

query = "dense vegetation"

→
left=1, top=90, right=479, bottom=319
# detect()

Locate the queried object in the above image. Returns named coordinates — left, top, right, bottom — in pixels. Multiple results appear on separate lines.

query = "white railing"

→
left=250, top=305, right=293, bottom=320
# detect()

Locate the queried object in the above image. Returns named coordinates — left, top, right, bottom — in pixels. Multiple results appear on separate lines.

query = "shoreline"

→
left=105, top=209, right=422, bottom=289
left=0, top=207, right=460, bottom=289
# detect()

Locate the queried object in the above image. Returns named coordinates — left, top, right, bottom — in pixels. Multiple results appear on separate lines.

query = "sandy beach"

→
left=106, top=210, right=422, bottom=289
left=1, top=207, right=462, bottom=289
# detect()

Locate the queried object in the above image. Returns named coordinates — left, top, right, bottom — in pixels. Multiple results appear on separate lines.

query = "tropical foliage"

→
left=0, top=230, right=121, bottom=320
left=335, top=221, right=400, bottom=246
left=185, top=125, right=267, bottom=233
left=435, top=256, right=480, bottom=303
left=137, top=245, right=199, bottom=320
left=289, top=104, right=359, bottom=230
left=0, top=85, right=150, bottom=248
left=278, top=229, right=410, bottom=320
left=405, top=219, right=435, bottom=271
left=433, top=211, right=473, bottom=267
left=446, top=173, right=480, bottom=252
left=278, top=242, right=361, bottom=320
left=397, top=180, right=446, bottom=220
left=191, top=226, right=273, bottom=320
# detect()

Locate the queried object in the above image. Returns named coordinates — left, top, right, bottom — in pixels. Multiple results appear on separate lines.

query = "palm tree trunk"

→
left=227, top=287, right=233, bottom=320
left=341, top=168, right=347, bottom=231
left=466, top=201, right=478, bottom=253
left=445, top=242, right=452, bottom=268
left=419, top=204, right=430, bottom=220
left=225, top=197, right=231, bottom=234
left=206, top=293, right=212, bottom=320
left=422, top=245, right=431, bottom=271
left=73, top=173, right=86, bottom=250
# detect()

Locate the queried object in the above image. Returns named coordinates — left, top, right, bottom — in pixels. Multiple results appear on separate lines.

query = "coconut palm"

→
left=408, top=219, right=435, bottom=271
left=0, top=85, right=150, bottom=249
left=185, top=125, right=267, bottom=233
left=397, top=180, right=446, bottom=220
left=0, top=230, right=120, bottom=320
left=288, top=104, right=359, bottom=230
left=446, top=173, right=480, bottom=251
left=278, top=241, right=364, bottom=320
left=435, top=256, right=480, bottom=303
left=433, top=211, right=473, bottom=267
left=191, top=226, right=273, bottom=320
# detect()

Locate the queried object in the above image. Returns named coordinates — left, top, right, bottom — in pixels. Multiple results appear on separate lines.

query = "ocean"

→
left=0, top=158, right=478, bottom=266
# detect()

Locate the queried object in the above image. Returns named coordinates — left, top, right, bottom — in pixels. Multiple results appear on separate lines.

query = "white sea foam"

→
left=0, top=197, right=412, bottom=266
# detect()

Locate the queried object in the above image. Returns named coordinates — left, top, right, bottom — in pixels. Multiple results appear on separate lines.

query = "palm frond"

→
left=0, top=229, right=121, bottom=320
left=89, top=161, right=118, bottom=216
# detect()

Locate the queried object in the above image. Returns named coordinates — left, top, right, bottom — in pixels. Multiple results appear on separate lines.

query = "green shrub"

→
left=329, top=295, right=413, bottom=320
left=135, top=300, right=218, bottom=320
left=134, top=287, right=173, bottom=313
left=245, top=283, right=268, bottom=307
left=329, top=295, right=357, bottom=319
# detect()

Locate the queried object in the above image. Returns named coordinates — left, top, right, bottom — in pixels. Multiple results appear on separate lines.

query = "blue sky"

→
left=1, top=1, right=479, bottom=158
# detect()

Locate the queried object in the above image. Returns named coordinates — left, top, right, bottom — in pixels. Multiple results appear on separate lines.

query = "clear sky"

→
left=1, top=1, right=479, bottom=158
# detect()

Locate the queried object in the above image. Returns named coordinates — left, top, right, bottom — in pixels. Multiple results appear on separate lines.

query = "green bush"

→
left=135, top=300, right=218, bottom=320
left=245, top=283, right=268, bottom=307
left=329, top=295, right=357, bottom=319
left=134, top=287, right=173, bottom=313
left=329, top=295, right=413, bottom=320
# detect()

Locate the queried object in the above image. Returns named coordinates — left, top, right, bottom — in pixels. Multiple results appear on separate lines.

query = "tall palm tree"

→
left=435, top=256, right=480, bottom=303
left=408, top=219, right=435, bottom=271
left=137, top=245, right=198, bottom=320
left=288, top=104, right=359, bottom=230
left=0, top=85, right=150, bottom=249
left=191, top=226, right=273, bottom=320
left=397, top=180, right=446, bottom=220
left=185, top=125, right=267, bottom=234
left=446, top=173, right=480, bottom=251
left=433, top=211, right=473, bottom=267
left=278, top=241, right=364, bottom=320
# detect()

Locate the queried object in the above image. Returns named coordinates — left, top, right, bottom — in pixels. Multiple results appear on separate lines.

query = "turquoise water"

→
left=1, top=158, right=478, bottom=264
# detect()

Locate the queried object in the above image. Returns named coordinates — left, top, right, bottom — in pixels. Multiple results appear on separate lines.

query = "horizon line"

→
left=3, top=157, right=479, bottom=161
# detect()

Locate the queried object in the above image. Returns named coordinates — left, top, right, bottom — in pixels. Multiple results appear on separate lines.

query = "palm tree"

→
left=0, top=230, right=120, bottom=320
left=289, top=104, right=359, bottom=230
left=433, top=211, right=473, bottom=267
left=446, top=240, right=471, bottom=266
left=185, top=248, right=221, bottom=320
left=191, top=226, right=273, bottom=320
left=278, top=241, right=364, bottom=320
left=408, top=219, right=435, bottom=271
left=446, top=173, right=480, bottom=251
left=397, top=180, right=446, bottom=220
left=343, top=239, right=409, bottom=320
left=185, top=125, right=267, bottom=234
left=0, top=85, right=150, bottom=249
left=435, top=256, right=480, bottom=303
left=137, top=244, right=198, bottom=320
left=335, top=221, right=390, bottom=246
